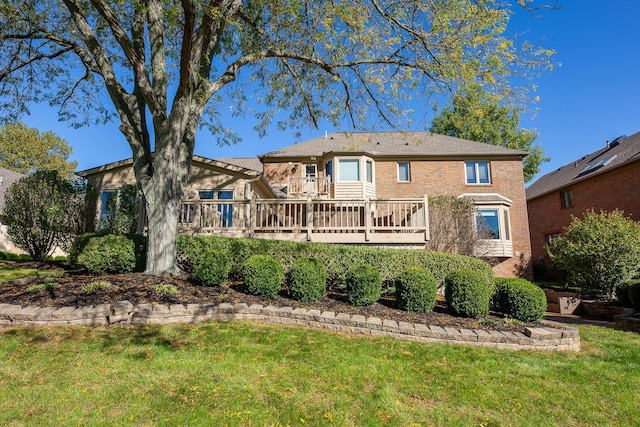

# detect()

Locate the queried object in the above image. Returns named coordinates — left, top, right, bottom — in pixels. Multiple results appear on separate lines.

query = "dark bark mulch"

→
left=0, top=263, right=548, bottom=333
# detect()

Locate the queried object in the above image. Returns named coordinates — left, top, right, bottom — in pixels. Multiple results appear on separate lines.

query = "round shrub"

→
left=444, top=270, right=493, bottom=318
left=346, top=264, right=382, bottom=306
left=395, top=268, right=438, bottom=313
left=77, top=234, right=136, bottom=273
left=288, top=258, right=327, bottom=302
left=493, top=278, right=546, bottom=322
left=629, top=281, right=640, bottom=311
left=241, top=254, right=284, bottom=298
left=193, top=249, right=231, bottom=286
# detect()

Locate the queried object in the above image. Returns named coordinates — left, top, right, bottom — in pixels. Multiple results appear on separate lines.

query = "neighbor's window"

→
left=397, top=162, right=410, bottom=182
left=465, top=161, right=491, bottom=184
left=545, top=232, right=562, bottom=246
left=476, top=209, right=500, bottom=239
left=338, top=158, right=360, bottom=182
left=560, top=190, right=574, bottom=208
left=99, top=190, right=118, bottom=227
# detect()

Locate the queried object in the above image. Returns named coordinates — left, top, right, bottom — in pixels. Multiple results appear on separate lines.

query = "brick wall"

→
left=528, top=160, right=640, bottom=260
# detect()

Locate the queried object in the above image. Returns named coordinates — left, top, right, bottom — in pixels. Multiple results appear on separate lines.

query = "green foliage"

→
left=154, top=284, right=178, bottom=296
left=395, top=268, right=438, bottom=313
left=77, top=234, right=137, bottom=273
left=444, top=270, right=493, bottom=318
left=547, top=210, right=640, bottom=297
left=492, top=278, right=546, bottom=322
left=241, top=255, right=284, bottom=298
left=0, top=122, right=77, bottom=177
left=346, top=264, right=382, bottom=306
left=193, top=250, right=231, bottom=287
left=430, top=85, right=548, bottom=182
left=82, top=281, right=112, bottom=293
left=3, top=170, right=92, bottom=261
left=26, top=282, right=58, bottom=293
left=628, top=281, right=640, bottom=311
left=176, top=236, right=493, bottom=290
left=287, top=258, right=327, bottom=302
left=0, top=252, right=32, bottom=261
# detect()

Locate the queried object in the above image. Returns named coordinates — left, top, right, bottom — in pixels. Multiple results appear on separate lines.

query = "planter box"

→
left=580, top=300, right=627, bottom=321
left=544, top=290, right=581, bottom=314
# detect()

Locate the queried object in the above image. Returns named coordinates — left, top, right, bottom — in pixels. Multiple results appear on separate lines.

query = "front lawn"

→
left=1, top=322, right=639, bottom=426
left=0, top=262, right=60, bottom=283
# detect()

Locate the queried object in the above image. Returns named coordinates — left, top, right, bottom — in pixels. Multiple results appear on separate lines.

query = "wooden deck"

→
left=178, top=197, right=430, bottom=244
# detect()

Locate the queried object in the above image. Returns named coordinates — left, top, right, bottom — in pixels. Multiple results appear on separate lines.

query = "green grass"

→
left=1, top=322, right=639, bottom=426
left=0, top=263, right=59, bottom=283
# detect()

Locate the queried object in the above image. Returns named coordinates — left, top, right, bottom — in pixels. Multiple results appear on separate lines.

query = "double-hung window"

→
left=397, top=162, right=410, bottom=182
left=465, top=161, right=491, bottom=184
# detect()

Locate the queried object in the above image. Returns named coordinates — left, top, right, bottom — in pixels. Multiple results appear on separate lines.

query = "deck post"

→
left=423, top=194, right=430, bottom=242
left=249, top=198, right=256, bottom=238
left=306, top=198, right=313, bottom=241
left=364, top=198, right=371, bottom=241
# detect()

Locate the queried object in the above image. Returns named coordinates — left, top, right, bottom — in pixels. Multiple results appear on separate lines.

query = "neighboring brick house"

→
left=79, top=132, right=532, bottom=277
left=526, top=132, right=640, bottom=261
left=260, top=132, right=532, bottom=277
left=0, top=166, right=25, bottom=253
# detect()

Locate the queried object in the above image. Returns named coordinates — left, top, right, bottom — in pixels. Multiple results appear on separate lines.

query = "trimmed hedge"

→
left=288, top=258, right=327, bottom=302
left=492, top=278, right=547, bottom=322
left=444, top=270, right=493, bottom=318
left=77, top=234, right=137, bottom=273
left=241, top=255, right=284, bottom=298
left=346, top=264, right=382, bottom=306
left=71, top=232, right=146, bottom=271
left=395, top=268, right=438, bottom=313
left=193, top=249, right=231, bottom=286
left=176, top=236, right=493, bottom=289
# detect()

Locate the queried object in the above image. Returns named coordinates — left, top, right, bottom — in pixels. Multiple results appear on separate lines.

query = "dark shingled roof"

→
left=0, top=167, right=25, bottom=214
left=260, top=132, right=529, bottom=159
left=526, top=131, right=640, bottom=201
left=215, top=157, right=263, bottom=173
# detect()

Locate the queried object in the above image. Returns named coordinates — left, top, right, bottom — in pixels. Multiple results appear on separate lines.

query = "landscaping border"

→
left=0, top=301, right=580, bottom=351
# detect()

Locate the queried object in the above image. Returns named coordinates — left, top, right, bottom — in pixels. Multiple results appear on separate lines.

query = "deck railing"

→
left=178, top=196, right=429, bottom=244
left=288, top=177, right=331, bottom=197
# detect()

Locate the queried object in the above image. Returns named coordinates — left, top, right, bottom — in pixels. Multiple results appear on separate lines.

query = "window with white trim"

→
left=397, top=162, right=410, bottom=182
left=366, top=160, right=373, bottom=183
left=476, top=209, right=501, bottom=239
left=465, top=161, right=491, bottom=184
left=337, top=158, right=360, bottom=182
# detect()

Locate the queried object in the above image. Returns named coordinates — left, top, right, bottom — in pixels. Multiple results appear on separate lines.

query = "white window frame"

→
left=337, top=158, right=361, bottom=182
left=366, top=159, right=374, bottom=184
left=397, top=162, right=410, bottom=182
left=465, top=161, right=491, bottom=185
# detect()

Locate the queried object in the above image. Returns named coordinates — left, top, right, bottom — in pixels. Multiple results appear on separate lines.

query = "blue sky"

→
left=19, top=1, right=640, bottom=183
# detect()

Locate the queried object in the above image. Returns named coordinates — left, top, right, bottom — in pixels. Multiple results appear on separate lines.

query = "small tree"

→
left=426, top=195, right=479, bottom=256
left=3, top=170, right=91, bottom=260
left=547, top=210, right=640, bottom=297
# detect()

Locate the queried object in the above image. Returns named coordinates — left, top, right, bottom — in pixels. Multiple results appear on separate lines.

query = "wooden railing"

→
left=288, top=177, right=331, bottom=197
left=178, top=197, right=430, bottom=244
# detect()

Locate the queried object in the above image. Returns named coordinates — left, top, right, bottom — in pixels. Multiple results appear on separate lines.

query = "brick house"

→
left=526, top=132, right=640, bottom=261
left=78, top=132, right=532, bottom=277
left=0, top=166, right=25, bottom=253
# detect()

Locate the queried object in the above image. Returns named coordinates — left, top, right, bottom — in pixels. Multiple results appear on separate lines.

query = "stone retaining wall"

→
left=0, top=301, right=581, bottom=351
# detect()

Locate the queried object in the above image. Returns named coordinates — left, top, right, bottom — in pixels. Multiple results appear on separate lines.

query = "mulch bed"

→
left=0, top=262, right=548, bottom=333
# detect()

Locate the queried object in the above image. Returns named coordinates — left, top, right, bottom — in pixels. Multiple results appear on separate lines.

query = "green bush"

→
left=547, top=210, right=640, bottom=297
left=444, top=270, right=493, bottom=318
left=288, top=258, right=327, bottom=302
left=395, top=268, right=438, bottom=313
left=241, top=255, right=284, bottom=298
left=77, top=234, right=137, bottom=273
left=176, top=236, right=493, bottom=289
left=346, top=264, right=382, bottom=306
left=628, top=281, right=640, bottom=311
left=193, top=249, right=231, bottom=286
left=492, top=278, right=546, bottom=322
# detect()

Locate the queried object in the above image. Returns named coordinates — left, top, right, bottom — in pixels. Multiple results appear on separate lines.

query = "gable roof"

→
left=526, top=132, right=640, bottom=201
left=260, top=132, right=529, bottom=160
left=76, top=155, right=263, bottom=177
left=0, top=166, right=25, bottom=214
